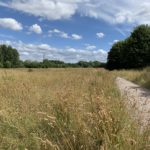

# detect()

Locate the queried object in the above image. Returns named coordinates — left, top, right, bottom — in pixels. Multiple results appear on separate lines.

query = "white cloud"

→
left=0, top=0, right=78, bottom=20
left=53, top=29, right=61, bottom=33
left=0, top=40, right=107, bottom=63
left=0, top=18, right=22, bottom=31
left=1, top=0, right=150, bottom=25
left=109, top=39, right=119, bottom=45
left=72, top=34, right=82, bottom=40
left=85, top=44, right=96, bottom=50
left=78, top=0, right=150, bottom=25
left=49, top=29, right=70, bottom=39
left=29, top=24, right=42, bottom=34
left=96, top=32, right=105, bottom=38
left=113, top=40, right=119, bottom=43
left=49, top=29, right=82, bottom=40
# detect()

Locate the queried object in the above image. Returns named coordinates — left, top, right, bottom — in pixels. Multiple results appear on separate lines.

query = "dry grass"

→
left=0, top=68, right=149, bottom=149
left=116, top=67, right=150, bottom=89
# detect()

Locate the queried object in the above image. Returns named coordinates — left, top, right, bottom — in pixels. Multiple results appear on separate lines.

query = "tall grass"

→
left=117, top=67, right=150, bottom=89
left=0, top=69, right=149, bottom=149
left=133, top=67, right=150, bottom=89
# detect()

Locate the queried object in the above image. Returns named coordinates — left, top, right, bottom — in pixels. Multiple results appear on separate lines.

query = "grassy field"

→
left=0, top=68, right=149, bottom=150
left=117, top=67, right=150, bottom=89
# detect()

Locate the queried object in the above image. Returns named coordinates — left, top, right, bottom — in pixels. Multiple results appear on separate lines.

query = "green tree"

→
left=129, top=25, right=150, bottom=67
left=107, top=25, right=150, bottom=69
left=0, top=62, right=3, bottom=68
left=107, top=41, right=125, bottom=69
left=77, top=61, right=90, bottom=68
left=4, top=61, right=12, bottom=68
left=0, top=45, right=19, bottom=68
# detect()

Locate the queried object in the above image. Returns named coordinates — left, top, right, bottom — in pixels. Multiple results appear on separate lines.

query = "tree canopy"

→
left=107, top=25, right=150, bottom=70
left=0, top=45, right=19, bottom=68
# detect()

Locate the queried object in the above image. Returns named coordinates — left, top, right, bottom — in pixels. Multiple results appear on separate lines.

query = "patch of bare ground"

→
left=116, top=77, right=150, bottom=131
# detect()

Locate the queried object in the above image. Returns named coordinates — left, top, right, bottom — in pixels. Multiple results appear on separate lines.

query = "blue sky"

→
left=0, top=0, right=149, bottom=62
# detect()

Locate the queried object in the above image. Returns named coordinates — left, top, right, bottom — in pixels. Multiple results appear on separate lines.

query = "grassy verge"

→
left=133, top=67, right=150, bottom=89
left=0, top=69, right=149, bottom=149
left=117, top=67, right=150, bottom=89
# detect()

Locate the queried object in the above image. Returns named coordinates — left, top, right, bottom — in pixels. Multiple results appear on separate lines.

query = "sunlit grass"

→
left=0, top=68, right=149, bottom=149
left=116, top=67, right=150, bottom=89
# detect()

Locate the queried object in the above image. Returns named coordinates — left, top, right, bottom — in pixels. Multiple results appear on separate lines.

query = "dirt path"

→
left=116, top=77, right=150, bottom=131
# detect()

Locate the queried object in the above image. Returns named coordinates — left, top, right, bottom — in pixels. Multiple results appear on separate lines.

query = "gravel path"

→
left=116, top=77, right=150, bottom=131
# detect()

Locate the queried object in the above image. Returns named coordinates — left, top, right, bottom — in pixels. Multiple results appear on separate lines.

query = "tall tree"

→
left=0, top=45, right=19, bottom=68
left=107, top=41, right=125, bottom=69
left=107, top=25, right=150, bottom=69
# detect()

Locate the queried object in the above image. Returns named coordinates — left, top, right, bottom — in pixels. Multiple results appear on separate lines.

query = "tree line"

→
left=107, top=25, right=150, bottom=70
left=0, top=45, right=105, bottom=68
left=1, top=24, right=149, bottom=69
left=21, top=59, right=105, bottom=68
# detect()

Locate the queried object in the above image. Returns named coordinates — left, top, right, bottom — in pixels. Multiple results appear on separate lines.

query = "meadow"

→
left=0, top=68, right=149, bottom=150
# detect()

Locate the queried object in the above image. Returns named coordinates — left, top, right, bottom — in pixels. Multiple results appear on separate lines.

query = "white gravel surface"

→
left=116, top=77, right=150, bottom=131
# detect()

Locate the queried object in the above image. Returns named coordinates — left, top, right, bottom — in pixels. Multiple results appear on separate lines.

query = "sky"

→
left=0, top=0, right=150, bottom=63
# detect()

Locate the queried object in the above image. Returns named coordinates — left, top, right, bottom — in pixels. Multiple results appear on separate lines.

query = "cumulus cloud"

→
left=96, top=32, right=105, bottom=38
left=49, top=29, right=82, bottom=40
left=0, top=40, right=107, bottom=63
left=0, top=18, right=22, bottom=31
left=29, top=24, right=42, bottom=34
